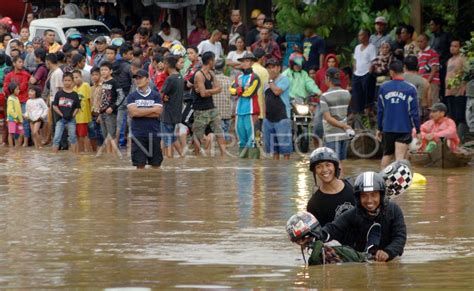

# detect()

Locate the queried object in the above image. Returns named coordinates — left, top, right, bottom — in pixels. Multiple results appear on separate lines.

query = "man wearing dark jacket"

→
left=322, top=171, right=407, bottom=262
left=376, top=60, right=421, bottom=168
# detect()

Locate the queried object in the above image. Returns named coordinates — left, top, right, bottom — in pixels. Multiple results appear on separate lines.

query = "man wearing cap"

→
left=370, top=16, right=392, bottom=52
left=377, top=60, right=421, bottom=168
left=229, top=52, right=261, bottom=158
left=320, top=67, right=353, bottom=166
left=417, top=103, right=460, bottom=152
left=93, top=36, right=108, bottom=67
left=263, top=58, right=292, bottom=160
left=126, top=69, right=163, bottom=169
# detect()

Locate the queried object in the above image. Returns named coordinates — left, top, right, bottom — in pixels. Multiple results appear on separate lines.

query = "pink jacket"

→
left=417, top=117, right=460, bottom=151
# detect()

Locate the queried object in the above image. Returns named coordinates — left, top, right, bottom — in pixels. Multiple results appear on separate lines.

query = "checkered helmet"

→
left=381, top=160, right=413, bottom=198
left=286, top=212, right=321, bottom=242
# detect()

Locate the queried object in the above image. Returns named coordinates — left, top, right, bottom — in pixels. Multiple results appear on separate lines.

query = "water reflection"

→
left=0, top=148, right=472, bottom=288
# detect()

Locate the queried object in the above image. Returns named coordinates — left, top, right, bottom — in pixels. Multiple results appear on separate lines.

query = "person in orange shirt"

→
left=418, top=103, right=460, bottom=152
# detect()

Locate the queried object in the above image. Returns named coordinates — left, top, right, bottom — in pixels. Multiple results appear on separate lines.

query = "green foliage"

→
left=422, top=0, right=458, bottom=31
left=205, top=0, right=231, bottom=32
left=274, top=0, right=411, bottom=67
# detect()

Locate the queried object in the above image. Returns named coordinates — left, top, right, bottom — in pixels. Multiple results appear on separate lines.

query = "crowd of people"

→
left=0, top=6, right=470, bottom=169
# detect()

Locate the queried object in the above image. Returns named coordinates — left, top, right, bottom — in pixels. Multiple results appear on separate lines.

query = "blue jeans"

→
left=325, top=140, right=348, bottom=160
left=221, top=119, right=231, bottom=141
left=313, top=104, right=324, bottom=139
left=20, top=103, right=31, bottom=138
left=263, top=118, right=293, bottom=155
left=53, top=118, right=77, bottom=147
left=160, top=122, right=177, bottom=147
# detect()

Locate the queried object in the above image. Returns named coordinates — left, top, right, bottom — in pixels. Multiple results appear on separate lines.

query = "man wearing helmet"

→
left=306, top=147, right=355, bottom=227
left=321, top=171, right=407, bottom=262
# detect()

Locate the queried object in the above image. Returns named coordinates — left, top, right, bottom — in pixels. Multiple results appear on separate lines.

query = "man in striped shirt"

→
left=320, top=67, right=353, bottom=171
left=417, top=34, right=440, bottom=104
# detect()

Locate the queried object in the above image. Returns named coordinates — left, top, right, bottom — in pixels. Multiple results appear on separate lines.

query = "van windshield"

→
left=63, top=26, right=110, bottom=43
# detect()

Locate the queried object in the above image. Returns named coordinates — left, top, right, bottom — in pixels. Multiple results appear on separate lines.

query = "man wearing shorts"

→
left=160, top=55, right=184, bottom=158
left=127, top=69, right=163, bottom=169
left=191, top=51, right=227, bottom=156
left=377, top=60, right=421, bottom=168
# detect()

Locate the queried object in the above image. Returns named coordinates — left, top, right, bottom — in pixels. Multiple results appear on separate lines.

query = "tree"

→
left=274, top=0, right=412, bottom=66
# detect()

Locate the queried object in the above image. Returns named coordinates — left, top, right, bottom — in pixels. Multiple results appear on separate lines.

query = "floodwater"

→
left=0, top=148, right=473, bottom=289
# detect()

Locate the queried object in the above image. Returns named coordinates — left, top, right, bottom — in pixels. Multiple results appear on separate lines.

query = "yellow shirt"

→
left=252, top=63, right=269, bottom=119
left=74, top=83, right=92, bottom=124
left=48, top=42, right=62, bottom=54
left=7, top=95, right=23, bottom=123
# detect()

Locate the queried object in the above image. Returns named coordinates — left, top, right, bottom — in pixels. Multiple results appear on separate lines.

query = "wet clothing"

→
left=322, top=200, right=407, bottom=261
left=308, top=240, right=367, bottom=265
left=377, top=78, right=421, bottom=134
left=306, top=180, right=356, bottom=227
left=235, top=114, right=256, bottom=149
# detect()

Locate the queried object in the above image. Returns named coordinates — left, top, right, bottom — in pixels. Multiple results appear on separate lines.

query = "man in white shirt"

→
left=197, top=30, right=223, bottom=61
left=352, top=29, right=377, bottom=115
left=158, top=21, right=181, bottom=42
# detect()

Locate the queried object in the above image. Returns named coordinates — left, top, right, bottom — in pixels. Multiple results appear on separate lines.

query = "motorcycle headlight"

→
left=295, top=104, right=310, bottom=115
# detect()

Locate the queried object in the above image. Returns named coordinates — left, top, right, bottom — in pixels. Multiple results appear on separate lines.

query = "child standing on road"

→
left=25, top=86, right=48, bottom=148
left=6, top=82, right=24, bottom=148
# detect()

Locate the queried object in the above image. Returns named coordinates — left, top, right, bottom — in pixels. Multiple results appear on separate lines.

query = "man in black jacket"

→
left=322, top=171, right=407, bottom=262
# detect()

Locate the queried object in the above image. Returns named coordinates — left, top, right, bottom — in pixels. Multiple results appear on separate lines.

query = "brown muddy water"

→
left=0, top=148, right=473, bottom=289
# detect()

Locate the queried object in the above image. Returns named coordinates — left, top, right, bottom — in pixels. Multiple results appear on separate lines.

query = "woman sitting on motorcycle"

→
left=282, top=52, right=321, bottom=101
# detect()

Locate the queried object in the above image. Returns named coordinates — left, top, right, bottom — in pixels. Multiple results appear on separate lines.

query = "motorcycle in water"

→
left=291, top=96, right=316, bottom=153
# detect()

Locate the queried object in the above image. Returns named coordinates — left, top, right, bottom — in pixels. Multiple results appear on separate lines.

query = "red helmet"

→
left=288, top=52, right=304, bottom=69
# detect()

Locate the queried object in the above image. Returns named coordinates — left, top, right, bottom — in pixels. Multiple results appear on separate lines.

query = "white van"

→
left=28, top=18, right=110, bottom=45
